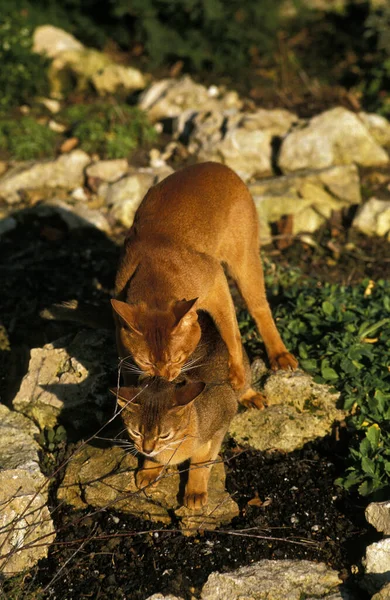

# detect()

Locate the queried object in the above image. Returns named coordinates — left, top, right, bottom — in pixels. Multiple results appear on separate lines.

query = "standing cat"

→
left=112, top=161, right=297, bottom=390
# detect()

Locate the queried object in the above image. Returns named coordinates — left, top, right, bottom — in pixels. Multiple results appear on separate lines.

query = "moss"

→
left=60, top=103, right=158, bottom=158
left=0, top=116, right=58, bottom=160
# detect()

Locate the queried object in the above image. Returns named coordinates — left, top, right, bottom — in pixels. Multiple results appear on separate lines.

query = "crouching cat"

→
left=111, top=313, right=252, bottom=509
left=113, top=377, right=237, bottom=509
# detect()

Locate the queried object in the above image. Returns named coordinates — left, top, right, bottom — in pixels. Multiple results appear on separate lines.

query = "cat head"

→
left=111, top=298, right=201, bottom=381
left=110, top=379, right=205, bottom=458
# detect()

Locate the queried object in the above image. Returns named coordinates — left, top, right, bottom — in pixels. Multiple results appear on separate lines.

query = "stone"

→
left=58, top=443, right=238, bottom=533
left=146, top=596, right=184, bottom=600
left=372, top=583, right=390, bottom=600
left=201, top=560, right=342, bottom=600
left=139, top=76, right=242, bottom=122
left=279, top=107, right=389, bottom=173
left=249, top=164, right=361, bottom=240
left=35, top=198, right=111, bottom=234
left=33, top=25, right=84, bottom=58
left=352, top=197, right=390, bottom=240
left=363, top=538, right=390, bottom=593
left=0, top=404, right=55, bottom=575
left=0, top=216, right=17, bottom=238
left=0, top=150, right=91, bottom=204
left=229, top=370, right=345, bottom=453
left=13, top=329, right=116, bottom=431
left=359, top=112, right=390, bottom=147
left=366, top=502, right=390, bottom=534
left=49, top=49, right=146, bottom=98
left=0, top=470, right=55, bottom=576
left=105, top=167, right=173, bottom=228
left=86, top=159, right=129, bottom=183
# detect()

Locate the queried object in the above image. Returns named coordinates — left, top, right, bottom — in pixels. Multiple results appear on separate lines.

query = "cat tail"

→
left=40, top=300, right=113, bottom=330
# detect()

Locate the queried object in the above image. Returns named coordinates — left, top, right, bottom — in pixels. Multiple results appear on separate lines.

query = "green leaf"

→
left=361, top=456, right=376, bottom=477
left=321, top=365, right=338, bottom=380
left=366, top=425, right=381, bottom=451
left=322, top=301, right=334, bottom=316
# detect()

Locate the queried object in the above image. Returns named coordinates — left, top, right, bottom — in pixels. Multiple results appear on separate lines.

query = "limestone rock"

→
left=0, top=404, right=55, bottom=575
left=249, top=164, right=361, bottom=240
left=13, top=329, right=116, bottom=431
left=359, top=112, right=390, bottom=147
left=49, top=48, right=145, bottom=98
left=372, top=583, right=390, bottom=600
left=58, top=443, right=238, bottom=533
left=86, top=159, right=129, bottom=183
left=229, top=370, right=345, bottom=453
left=0, top=150, right=91, bottom=204
left=352, top=197, right=390, bottom=240
left=146, top=596, right=184, bottom=600
left=366, top=502, right=390, bottom=535
left=139, top=76, right=242, bottom=122
left=363, top=538, right=390, bottom=593
left=201, top=560, right=342, bottom=600
left=33, top=25, right=84, bottom=58
left=35, top=198, right=111, bottom=234
left=0, top=470, right=55, bottom=576
left=105, top=167, right=173, bottom=228
left=279, top=107, right=389, bottom=173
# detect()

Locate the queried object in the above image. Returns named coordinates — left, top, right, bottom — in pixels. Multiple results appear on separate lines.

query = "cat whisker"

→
left=182, top=355, right=204, bottom=369
left=181, top=363, right=205, bottom=373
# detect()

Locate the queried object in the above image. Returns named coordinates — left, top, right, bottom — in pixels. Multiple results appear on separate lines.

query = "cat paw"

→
left=239, top=388, right=267, bottom=410
left=184, top=490, right=208, bottom=510
left=135, top=467, right=162, bottom=490
left=228, top=363, right=246, bottom=390
left=270, top=352, right=298, bottom=371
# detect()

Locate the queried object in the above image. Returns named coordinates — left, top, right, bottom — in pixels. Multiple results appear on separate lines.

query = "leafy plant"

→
left=60, top=103, right=157, bottom=158
left=0, top=116, right=58, bottom=160
left=0, top=10, right=50, bottom=109
left=239, top=263, right=390, bottom=498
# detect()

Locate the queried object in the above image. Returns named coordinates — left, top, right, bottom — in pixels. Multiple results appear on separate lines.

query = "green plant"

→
left=239, top=264, right=390, bottom=498
left=362, top=4, right=390, bottom=116
left=0, top=10, right=50, bottom=109
left=60, top=103, right=157, bottom=158
left=0, top=116, right=58, bottom=160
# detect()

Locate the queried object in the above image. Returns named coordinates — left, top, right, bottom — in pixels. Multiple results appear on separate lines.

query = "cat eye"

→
left=159, top=432, right=172, bottom=440
left=129, top=428, right=142, bottom=439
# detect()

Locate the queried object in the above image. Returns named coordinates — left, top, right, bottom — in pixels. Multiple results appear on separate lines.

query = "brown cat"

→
left=112, top=161, right=297, bottom=390
left=112, top=313, right=256, bottom=509
left=112, top=381, right=239, bottom=510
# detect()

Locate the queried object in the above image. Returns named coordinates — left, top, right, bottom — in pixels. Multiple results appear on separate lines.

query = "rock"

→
left=229, top=370, right=345, bottom=453
left=139, top=76, right=242, bottom=122
left=279, top=107, right=389, bottom=173
left=352, top=197, right=390, bottom=240
left=49, top=48, right=146, bottom=98
left=86, top=159, right=129, bottom=183
left=33, top=25, right=84, bottom=58
left=38, top=97, right=61, bottom=114
left=363, top=538, right=390, bottom=593
left=146, top=596, right=184, bottom=600
left=105, top=167, right=173, bottom=228
left=177, top=108, right=297, bottom=182
left=359, top=112, right=390, bottom=147
left=366, top=502, right=390, bottom=534
left=60, top=137, right=79, bottom=153
left=35, top=198, right=111, bottom=234
left=201, top=560, right=342, bottom=600
left=372, top=583, right=390, bottom=600
left=249, top=164, right=361, bottom=241
left=0, top=404, right=55, bottom=575
left=13, top=329, right=116, bottom=431
left=0, top=470, right=55, bottom=576
left=58, top=443, right=238, bottom=533
left=0, top=150, right=91, bottom=204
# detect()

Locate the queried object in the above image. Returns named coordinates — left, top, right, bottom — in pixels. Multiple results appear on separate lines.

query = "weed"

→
left=0, top=117, right=58, bottom=160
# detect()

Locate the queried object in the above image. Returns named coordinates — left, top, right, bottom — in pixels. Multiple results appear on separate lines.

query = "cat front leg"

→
left=136, top=459, right=164, bottom=490
left=184, top=430, right=225, bottom=510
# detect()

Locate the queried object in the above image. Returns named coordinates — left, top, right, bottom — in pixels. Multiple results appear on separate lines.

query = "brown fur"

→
left=112, top=161, right=297, bottom=390
left=113, top=315, right=262, bottom=510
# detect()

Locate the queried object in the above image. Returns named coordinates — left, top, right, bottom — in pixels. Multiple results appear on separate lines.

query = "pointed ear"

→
left=173, top=381, right=205, bottom=408
left=110, top=386, right=140, bottom=409
left=172, top=298, right=198, bottom=328
left=111, top=299, right=142, bottom=335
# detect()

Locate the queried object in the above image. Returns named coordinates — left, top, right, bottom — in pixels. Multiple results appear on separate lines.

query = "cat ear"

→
left=109, top=386, right=140, bottom=409
left=173, top=381, right=205, bottom=408
left=111, top=300, right=142, bottom=335
left=172, top=298, right=198, bottom=328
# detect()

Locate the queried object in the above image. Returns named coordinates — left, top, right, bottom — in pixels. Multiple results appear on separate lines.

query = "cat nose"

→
left=143, top=439, right=155, bottom=453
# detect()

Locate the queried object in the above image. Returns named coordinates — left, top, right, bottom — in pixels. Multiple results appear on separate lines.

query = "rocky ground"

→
left=1, top=24, right=390, bottom=600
